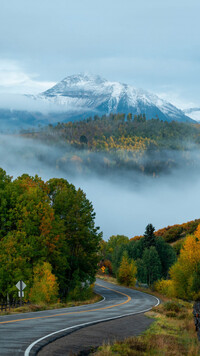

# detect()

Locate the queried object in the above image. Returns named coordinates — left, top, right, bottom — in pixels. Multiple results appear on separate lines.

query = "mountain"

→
left=184, top=107, right=200, bottom=122
left=0, top=74, right=195, bottom=132
left=33, top=73, right=194, bottom=123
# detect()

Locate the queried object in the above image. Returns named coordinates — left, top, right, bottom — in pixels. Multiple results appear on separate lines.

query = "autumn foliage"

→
left=0, top=168, right=102, bottom=302
left=117, top=252, right=137, bottom=287
left=156, top=223, right=200, bottom=300
left=155, top=219, right=200, bottom=243
left=29, top=262, right=59, bottom=304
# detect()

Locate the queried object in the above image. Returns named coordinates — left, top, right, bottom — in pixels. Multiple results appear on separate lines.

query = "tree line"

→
left=100, top=221, right=200, bottom=300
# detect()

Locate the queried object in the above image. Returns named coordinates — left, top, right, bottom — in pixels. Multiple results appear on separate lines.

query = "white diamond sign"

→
left=16, top=281, right=26, bottom=290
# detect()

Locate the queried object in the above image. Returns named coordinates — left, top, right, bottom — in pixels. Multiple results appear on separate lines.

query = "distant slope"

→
left=23, top=114, right=200, bottom=178
left=130, top=219, right=200, bottom=246
left=155, top=219, right=200, bottom=243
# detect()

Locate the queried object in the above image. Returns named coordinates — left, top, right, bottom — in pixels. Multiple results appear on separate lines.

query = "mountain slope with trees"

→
left=24, top=114, right=200, bottom=177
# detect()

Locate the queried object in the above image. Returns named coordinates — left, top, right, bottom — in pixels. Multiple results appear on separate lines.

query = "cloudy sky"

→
left=0, top=0, right=200, bottom=108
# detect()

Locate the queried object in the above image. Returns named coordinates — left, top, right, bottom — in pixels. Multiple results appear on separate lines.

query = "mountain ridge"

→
left=0, top=74, right=195, bottom=132
left=35, top=73, right=194, bottom=123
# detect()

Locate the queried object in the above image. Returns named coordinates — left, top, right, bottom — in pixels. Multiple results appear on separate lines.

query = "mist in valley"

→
left=0, top=134, right=199, bottom=240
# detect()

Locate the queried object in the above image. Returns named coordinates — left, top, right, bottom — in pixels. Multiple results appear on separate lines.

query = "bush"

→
left=163, top=301, right=182, bottom=313
left=155, top=279, right=175, bottom=297
left=68, top=282, right=93, bottom=301
left=166, top=311, right=177, bottom=318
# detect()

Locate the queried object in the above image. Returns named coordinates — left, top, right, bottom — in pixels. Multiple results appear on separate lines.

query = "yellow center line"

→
left=0, top=283, right=131, bottom=325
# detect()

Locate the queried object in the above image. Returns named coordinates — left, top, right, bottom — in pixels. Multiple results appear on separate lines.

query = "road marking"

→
left=0, top=283, right=131, bottom=325
left=24, top=293, right=160, bottom=356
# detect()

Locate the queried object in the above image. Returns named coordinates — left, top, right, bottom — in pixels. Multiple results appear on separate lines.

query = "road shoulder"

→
left=37, top=313, right=153, bottom=356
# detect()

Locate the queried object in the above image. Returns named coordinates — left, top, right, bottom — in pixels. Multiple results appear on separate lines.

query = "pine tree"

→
left=143, top=224, right=156, bottom=249
left=142, top=246, right=162, bottom=285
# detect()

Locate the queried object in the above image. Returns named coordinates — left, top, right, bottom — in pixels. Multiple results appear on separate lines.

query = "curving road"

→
left=0, top=279, right=159, bottom=356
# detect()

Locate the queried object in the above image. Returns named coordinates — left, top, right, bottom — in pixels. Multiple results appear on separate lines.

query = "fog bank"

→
left=0, top=134, right=199, bottom=240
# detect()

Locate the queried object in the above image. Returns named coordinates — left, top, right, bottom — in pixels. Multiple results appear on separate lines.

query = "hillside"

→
left=24, top=114, right=200, bottom=177
left=155, top=219, right=200, bottom=243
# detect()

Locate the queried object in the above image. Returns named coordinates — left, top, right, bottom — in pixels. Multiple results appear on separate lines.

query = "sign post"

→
left=16, top=280, right=26, bottom=306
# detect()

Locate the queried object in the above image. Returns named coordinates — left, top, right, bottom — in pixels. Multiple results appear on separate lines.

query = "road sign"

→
left=18, top=291, right=24, bottom=298
left=15, top=280, right=26, bottom=306
left=16, top=281, right=26, bottom=290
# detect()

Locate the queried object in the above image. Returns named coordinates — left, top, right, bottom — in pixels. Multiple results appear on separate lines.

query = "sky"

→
left=0, top=0, right=200, bottom=109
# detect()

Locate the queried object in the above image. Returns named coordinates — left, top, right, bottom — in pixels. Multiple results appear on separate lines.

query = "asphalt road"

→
left=0, top=279, right=159, bottom=356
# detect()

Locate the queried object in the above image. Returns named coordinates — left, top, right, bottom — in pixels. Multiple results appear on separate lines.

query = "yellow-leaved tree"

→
left=29, top=262, right=59, bottom=304
left=117, top=251, right=137, bottom=287
left=156, top=224, right=200, bottom=300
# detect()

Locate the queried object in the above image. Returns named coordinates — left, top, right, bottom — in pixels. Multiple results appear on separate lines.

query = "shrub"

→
left=68, top=282, right=93, bottom=301
left=155, top=279, right=175, bottom=297
left=163, top=301, right=182, bottom=313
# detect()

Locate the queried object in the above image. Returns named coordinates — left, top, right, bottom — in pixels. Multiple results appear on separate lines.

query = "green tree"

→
left=47, top=178, right=102, bottom=295
left=155, top=237, right=176, bottom=278
left=143, top=224, right=156, bottom=249
left=142, top=246, right=162, bottom=285
left=0, top=171, right=101, bottom=301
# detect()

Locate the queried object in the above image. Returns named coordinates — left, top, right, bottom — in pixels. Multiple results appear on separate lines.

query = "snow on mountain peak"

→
left=35, top=74, right=194, bottom=123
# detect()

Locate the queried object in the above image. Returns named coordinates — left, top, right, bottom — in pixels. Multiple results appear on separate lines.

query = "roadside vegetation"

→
left=0, top=291, right=102, bottom=316
left=99, top=221, right=200, bottom=301
left=92, top=299, right=200, bottom=356
left=97, top=220, right=200, bottom=355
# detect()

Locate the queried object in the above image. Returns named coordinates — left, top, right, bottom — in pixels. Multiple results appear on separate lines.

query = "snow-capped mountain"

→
left=33, top=73, right=194, bottom=123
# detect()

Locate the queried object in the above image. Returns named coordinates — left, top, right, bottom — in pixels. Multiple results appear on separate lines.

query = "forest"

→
left=0, top=168, right=102, bottom=303
left=23, top=113, right=200, bottom=177
left=0, top=164, right=199, bottom=303
left=100, top=219, right=200, bottom=301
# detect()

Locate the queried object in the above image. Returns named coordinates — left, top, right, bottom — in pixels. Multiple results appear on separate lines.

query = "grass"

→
left=96, top=273, right=118, bottom=285
left=0, top=292, right=102, bottom=316
left=94, top=274, right=200, bottom=356
left=92, top=301, right=200, bottom=355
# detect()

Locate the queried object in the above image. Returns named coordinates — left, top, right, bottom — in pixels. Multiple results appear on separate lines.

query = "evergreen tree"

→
left=143, top=224, right=156, bottom=249
left=142, top=246, right=162, bottom=285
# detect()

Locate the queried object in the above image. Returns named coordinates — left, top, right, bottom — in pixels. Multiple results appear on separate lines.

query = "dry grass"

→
left=92, top=299, right=200, bottom=356
left=0, top=292, right=102, bottom=316
left=96, top=274, right=118, bottom=285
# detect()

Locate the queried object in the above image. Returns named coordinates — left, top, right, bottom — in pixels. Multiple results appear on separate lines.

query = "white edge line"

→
left=24, top=295, right=160, bottom=356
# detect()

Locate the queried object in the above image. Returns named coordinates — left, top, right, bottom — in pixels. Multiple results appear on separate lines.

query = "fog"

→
left=0, top=134, right=199, bottom=240
left=0, top=93, right=87, bottom=114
